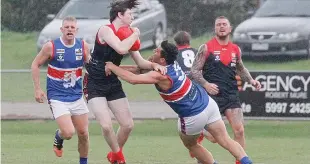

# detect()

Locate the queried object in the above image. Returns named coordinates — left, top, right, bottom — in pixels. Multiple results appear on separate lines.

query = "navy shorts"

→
left=83, top=73, right=126, bottom=102
left=210, top=94, right=241, bottom=115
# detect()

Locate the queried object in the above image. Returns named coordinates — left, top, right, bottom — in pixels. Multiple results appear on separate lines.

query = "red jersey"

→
left=203, top=37, right=241, bottom=98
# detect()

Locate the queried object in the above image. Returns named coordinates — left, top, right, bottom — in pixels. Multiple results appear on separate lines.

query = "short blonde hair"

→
left=215, top=16, right=231, bottom=25
left=62, top=16, right=77, bottom=26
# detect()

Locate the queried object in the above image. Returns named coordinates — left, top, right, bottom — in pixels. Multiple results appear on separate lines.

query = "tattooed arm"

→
left=236, top=49, right=261, bottom=90
left=189, top=44, right=208, bottom=86
left=190, top=44, right=219, bottom=95
left=236, top=58, right=253, bottom=83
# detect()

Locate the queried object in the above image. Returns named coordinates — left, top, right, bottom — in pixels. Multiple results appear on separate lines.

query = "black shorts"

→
left=210, top=94, right=241, bottom=115
left=83, top=73, right=126, bottom=102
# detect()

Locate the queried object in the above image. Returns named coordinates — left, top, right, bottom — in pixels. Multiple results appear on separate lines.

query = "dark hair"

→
left=160, top=40, right=178, bottom=65
left=173, top=31, right=191, bottom=46
left=109, top=0, right=140, bottom=22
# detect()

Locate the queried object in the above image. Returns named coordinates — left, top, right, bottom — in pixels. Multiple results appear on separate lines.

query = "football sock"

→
left=80, top=157, right=87, bottom=164
left=240, top=156, right=252, bottom=164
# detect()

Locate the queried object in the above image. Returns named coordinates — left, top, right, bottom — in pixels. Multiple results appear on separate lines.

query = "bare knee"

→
left=182, top=139, right=197, bottom=150
left=101, top=123, right=114, bottom=135
left=206, top=135, right=217, bottom=143
left=120, top=120, right=134, bottom=133
left=61, top=129, right=75, bottom=140
left=207, top=122, right=231, bottom=147
left=186, top=143, right=199, bottom=152
left=216, top=135, right=231, bottom=148
left=225, top=108, right=245, bottom=139
left=233, top=125, right=245, bottom=138
left=77, top=129, right=89, bottom=139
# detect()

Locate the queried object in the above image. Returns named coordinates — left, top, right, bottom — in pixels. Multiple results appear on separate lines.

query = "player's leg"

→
left=88, top=97, right=120, bottom=153
left=49, top=100, right=75, bottom=157
left=225, top=108, right=245, bottom=148
left=205, top=98, right=252, bottom=164
left=107, top=89, right=134, bottom=164
left=225, top=107, right=245, bottom=164
left=189, top=131, right=206, bottom=158
left=71, top=97, right=90, bottom=164
left=207, top=120, right=252, bottom=164
left=189, top=98, right=219, bottom=160
left=108, top=97, right=134, bottom=149
left=86, top=79, right=124, bottom=163
left=201, top=96, right=227, bottom=144
left=202, top=130, right=217, bottom=143
left=179, top=111, right=217, bottom=164
left=179, top=132, right=216, bottom=164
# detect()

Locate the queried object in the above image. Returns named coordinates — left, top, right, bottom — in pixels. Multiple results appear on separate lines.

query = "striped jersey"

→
left=155, top=62, right=209, bottom=117
left=47, top=37, right=86, bottom=102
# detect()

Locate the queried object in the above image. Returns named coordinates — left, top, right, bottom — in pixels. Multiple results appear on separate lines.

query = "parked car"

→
left=233, top=0, right=310, bottom=58
left=36, top=0, right=167, bottom=52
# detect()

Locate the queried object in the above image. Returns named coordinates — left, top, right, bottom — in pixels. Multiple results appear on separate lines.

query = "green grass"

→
left=1, top=31, right=310, bottom=102
left=2, top=120, right=310, bottom=164
left=1, top=31, right=39, bottom=69
left=238, top=60, right=310, bottom=71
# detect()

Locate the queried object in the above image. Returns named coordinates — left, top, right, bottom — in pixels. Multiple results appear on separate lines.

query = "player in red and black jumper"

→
left=190, top=16, right=261, bottom=164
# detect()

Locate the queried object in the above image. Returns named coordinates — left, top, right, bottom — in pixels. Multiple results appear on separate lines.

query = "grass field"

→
left=2, top=120, right=310, bottom=164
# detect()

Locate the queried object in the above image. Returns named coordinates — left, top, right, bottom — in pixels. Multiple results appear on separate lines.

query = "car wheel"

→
left=153, top=24, right=164, bottom=48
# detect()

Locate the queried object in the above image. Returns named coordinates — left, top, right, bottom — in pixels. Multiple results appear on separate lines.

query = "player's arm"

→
left=129, top=51, right=154, bottom=69
left=31, top=42, right=52, bottom=90
left=236, top=59, right=253, bottom=83
left=236, top=48, right=261, bottom=90
left=130, top=51, right=166, bottom=74
left=83, top=40, right=91, bottom=64
left=106, top=62, right=164, bottom=84
left=189, top=44, right=219, bottom=95
left=98, top=26, right=139, bottom=55
left=235, top=48, right=253, bottom=83
left=137, top=55, right=156, bottom=73
left=31, top=42, right=51, bottom=102
left=119, top=65, right=140, bottom=74
left=189, top=44, right=209, bottom=86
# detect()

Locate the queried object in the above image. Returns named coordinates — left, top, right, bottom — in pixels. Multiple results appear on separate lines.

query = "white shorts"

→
left=177, top=96, right=221, bottom=135
left=49, top=97, right=89, bottom=119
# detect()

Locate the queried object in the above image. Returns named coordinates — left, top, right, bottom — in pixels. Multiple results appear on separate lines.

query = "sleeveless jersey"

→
left=155, top=62, right=209, bottom=117
left=47, top=37, right=86, bottom=102
left=86, top=24, right=123, bottom=82
left=203, top=37, right=241, bottom=98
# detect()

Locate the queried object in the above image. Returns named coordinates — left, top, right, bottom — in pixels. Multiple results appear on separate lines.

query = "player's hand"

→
left=105, top=62, right=114, bottom=76
left=204, top=82, right=219, bottom=95
left=152, top=63, right=167, bottom=75
left=131, top=27, right=140, bottom=36
left=34, top=88, right=47, bottom=103
left=250, top=79, right=261, bottom=91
